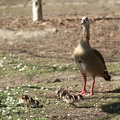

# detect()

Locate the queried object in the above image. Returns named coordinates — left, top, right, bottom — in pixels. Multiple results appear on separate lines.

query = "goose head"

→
left=81, top=16, right=90, bottom=29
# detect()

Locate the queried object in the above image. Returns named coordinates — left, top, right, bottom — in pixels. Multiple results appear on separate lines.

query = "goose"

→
left=73, top=16, right=111, bottom=96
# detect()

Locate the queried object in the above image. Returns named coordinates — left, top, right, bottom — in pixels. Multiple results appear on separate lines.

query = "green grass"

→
left=0, top=43, right=119, bottom=120
left=0, top=52, right=120, bottom=119
left=0, top=80, right=120, bottom=119
left=0, top=52, right=77, bottom=79
left=0, top=83, right=50, bottom=120
left=0, top=52, right=119, bottom=79
left=106, top=62, right=120, bottom=74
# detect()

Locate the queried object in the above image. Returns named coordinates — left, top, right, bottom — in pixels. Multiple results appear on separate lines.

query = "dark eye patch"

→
left=85, top=17, right=88, bottom=21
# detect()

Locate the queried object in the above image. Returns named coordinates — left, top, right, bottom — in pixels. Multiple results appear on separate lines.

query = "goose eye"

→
left=85, top=17, right=88, bottom=21
left=83, top=19, right=86, bottom=23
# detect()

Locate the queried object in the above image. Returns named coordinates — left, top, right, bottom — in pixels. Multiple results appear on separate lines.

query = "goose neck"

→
left=82, top=26, right=90, bottom=43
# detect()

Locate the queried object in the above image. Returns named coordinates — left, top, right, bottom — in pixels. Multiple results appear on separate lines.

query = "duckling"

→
left=56, top=88, right=70, bottom=99
left=63, top=93, right=83, bottom=107
left=18, top=95, right=42, bottom=108
left=22, top=95, right=34, bottom=105
left=56, top=88, right=83, bottom=106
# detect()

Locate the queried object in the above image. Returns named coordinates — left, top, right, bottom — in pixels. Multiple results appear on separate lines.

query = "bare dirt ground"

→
left=0, top=0, right=120, bottom=119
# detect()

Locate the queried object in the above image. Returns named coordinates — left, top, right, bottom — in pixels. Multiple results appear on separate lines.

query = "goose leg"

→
left=80, top=75, right=87, bottom=95
left=89, top=79, right=95, bottom=96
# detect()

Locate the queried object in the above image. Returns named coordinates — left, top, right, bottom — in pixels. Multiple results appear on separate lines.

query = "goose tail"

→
left=103, top=70, right=111, bottom=81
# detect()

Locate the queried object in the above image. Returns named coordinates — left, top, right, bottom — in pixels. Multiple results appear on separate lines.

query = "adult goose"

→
left=73, top=17, right=111, bottom=96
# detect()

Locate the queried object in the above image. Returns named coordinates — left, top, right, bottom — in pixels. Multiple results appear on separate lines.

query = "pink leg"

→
left=89, top=79, right=95, bottom=96
left=80, top=75, right=87, bottom=95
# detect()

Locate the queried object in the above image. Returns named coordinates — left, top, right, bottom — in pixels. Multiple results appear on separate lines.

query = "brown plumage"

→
left=19, top=95, right=40, bottom=107
left=56, top=88, right=83, bottom=106
left=73, top=16, right=111, bottom=96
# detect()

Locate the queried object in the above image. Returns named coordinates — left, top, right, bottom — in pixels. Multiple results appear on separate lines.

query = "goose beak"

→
left=81, top=21, right=84, bottom=25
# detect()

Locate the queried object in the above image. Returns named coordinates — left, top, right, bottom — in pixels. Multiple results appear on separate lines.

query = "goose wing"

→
left=92, top=48, right=107, bottom=69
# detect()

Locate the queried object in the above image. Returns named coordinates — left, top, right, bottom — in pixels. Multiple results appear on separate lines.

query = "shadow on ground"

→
left=22, top=86, right=42, bottom=89
left=107, top=88, right=120, bottom=93
left=101, top=102, right=120, bottom=114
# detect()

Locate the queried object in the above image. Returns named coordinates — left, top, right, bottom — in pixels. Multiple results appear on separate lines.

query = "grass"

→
left=0, top=52, right=119, bottom=78
left=0, top=79, right=120, bottom=119
left=0, top=52, right=120, bottom=119
left=106, top=62, right=120, bottom=74
left=0, top=84, right=50, bottom=120
left=0, top=52, right=76, bottom=78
